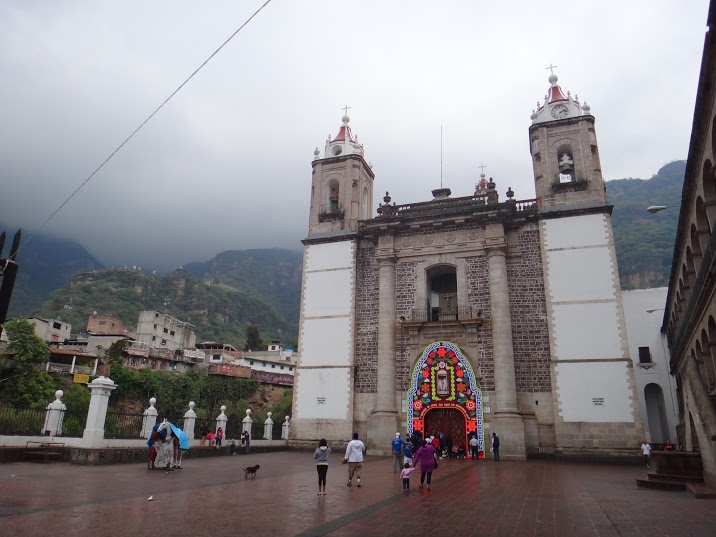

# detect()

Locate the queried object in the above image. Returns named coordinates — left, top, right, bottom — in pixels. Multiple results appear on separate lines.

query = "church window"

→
left=638, top=347, right=652, bottom=364
left=426, top=265, right=458, bottom=321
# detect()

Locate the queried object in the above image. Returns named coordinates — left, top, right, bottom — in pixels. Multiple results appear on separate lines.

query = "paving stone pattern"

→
left=1, top=451, right=714, bottom=537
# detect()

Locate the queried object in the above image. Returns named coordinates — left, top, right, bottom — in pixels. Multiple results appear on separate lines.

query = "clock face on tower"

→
left=551, top=104, right=569, bottom=119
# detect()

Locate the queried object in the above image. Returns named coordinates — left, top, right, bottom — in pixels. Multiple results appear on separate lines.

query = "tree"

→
left=0, top=318, right=56, bottom=408
left=244, top=325, right=262, bottom=351
left=105, top=338, right=128, bottom=366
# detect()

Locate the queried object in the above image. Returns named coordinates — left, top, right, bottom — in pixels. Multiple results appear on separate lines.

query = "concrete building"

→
left=291, top=75, right=643, bottom=458
left=662, top=0, right=716, bottom=487
left=135, top=310, right=196, bottom=352
left=86, top=314, right=136, bottom=339
left=622, top=288, right=679, bottom=444
left=28, top=317, right=71, bottom=344
left=240, top=342, right=296, bottom=386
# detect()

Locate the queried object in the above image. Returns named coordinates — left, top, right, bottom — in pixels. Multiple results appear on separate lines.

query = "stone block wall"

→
left=506, top=226, right=551, bottom=393
left=355, top=240, right=379, bottom=393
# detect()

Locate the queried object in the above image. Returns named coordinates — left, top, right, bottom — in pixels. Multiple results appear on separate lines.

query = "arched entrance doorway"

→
left=424, top=408, right=467, bottom=448
left=407, top=341, right=484, bottom=457
left=644, top=383, right=669, bottom=443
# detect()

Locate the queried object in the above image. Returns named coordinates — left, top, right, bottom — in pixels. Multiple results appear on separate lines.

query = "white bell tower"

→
left=308, top=111, right=374, bottom=234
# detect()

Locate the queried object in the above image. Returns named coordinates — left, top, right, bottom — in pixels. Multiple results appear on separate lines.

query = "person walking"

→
left=400, top=462, right=416, bottom=492
left=344, top=432, right=366, bottom=487
left=313, top=438, right=331, bottom=496
left=391, top=433, right=405, bottom=473
left=469, top=434, right=479, bottom=460
left=413, top=439, right=437, bottom=491
left=641, top=440, right=652, bottom=468
left=200, top=422, right=209, bottom=447
left=403, top=437, right=414, bottom=466
left=491, top=432, right=500, bottom=461
left=242, top=431, right=251, bottom=454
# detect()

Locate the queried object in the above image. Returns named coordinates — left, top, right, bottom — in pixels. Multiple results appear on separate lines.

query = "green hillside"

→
left=607, top=160, right=684, bottom=289
left=33, top=248, right=302, bottom=348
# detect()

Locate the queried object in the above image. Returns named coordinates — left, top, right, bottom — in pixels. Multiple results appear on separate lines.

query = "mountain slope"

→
left=607, top=160, right=684, bottom=288
left=0, top=226, right=103, bottom=317
left=33, top=248, right=302, bottom=348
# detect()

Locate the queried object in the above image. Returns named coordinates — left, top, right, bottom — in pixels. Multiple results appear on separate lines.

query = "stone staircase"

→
left=635, top=451, right=716, bottom=498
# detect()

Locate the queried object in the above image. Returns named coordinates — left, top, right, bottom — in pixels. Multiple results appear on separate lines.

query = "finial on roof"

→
left=313, top=147, right=320, bottom=160
left=341, top=104, right=351, bottom=125
left=582, top=101, right=591, bottom=114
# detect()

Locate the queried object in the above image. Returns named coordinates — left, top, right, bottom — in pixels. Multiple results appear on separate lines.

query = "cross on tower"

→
left=342, top=105, right=351, bottom=116
left=545, top=63, right=559, bottom=75
left=478, top=162, right=487, bottom=174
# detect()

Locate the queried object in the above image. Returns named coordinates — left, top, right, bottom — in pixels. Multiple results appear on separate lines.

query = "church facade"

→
left=290, top=75, right=643, bottom=458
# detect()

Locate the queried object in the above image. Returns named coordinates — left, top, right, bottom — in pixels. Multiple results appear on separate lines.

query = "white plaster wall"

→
left=295, top=368, right=351, bottom=419
left=301, top=317, right=352, bottom=367
left=303, top=270, right=353, bottom=317
left=553, top=302, right=622, bottom=359
left=547, top=246, right=616, bottom=302
left=621, top=288, right=679, bottom=441
left=543, top=214, right=607, bottom=249
left=555, top=362, right=634, bottom=422
left=305, top=241, right=354, bottom=271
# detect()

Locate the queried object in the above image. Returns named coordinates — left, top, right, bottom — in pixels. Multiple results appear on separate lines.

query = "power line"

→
left=20, top=0, right=274, bottom=254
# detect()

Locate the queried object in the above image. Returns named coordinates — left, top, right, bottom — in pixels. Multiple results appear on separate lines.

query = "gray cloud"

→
left=0, top=0, right=707, bottom=271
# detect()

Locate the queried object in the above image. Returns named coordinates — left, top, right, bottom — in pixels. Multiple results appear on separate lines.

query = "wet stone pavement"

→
left=1, top=450, right=715, bottom=537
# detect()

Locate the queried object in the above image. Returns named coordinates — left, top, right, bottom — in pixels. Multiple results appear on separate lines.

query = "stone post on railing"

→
left=183, top=401, right=196, bottom=439
left=141, top=397, right=158, bottom=439
left=242, top=409, right=253, bottom=435
left=263, top=411, right=273, bottom=440
left=43, top=390, right=66, bottom=436
left=281, top=415, right=290, bottom=440
left=82, top=376, right=116, bottom=444
left=216, top=405, right=227, bottom=438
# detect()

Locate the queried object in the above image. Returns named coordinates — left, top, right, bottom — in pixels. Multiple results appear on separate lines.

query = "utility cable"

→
left=16, top=0, right=274, bottom=255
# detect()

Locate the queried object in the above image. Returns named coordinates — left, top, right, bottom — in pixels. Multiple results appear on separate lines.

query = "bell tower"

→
left=292, top=110, right=375, bottom=447
left=308, top=111, right=375, bottom=235
left=528, top=71, right=605, bottom=209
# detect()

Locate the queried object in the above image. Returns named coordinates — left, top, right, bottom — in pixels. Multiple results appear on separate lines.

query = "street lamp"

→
left=646, top=205, right=679, bottom=214
left=646, top=308, right=665, bottom=314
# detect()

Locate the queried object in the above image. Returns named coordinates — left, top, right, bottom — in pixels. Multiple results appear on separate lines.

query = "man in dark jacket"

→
left=492, top=432, right=500, bottom=461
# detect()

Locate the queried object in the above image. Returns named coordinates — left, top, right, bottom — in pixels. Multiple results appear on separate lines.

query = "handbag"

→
left=342, top=458, right=348, bottom=465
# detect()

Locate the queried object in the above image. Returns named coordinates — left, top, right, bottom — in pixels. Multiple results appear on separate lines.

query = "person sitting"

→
left=206, top=431, right=215, bottom=447
left=456, top=443, right=466, bottom=459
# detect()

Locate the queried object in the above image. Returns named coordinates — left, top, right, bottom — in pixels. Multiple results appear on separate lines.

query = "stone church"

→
left=290, top=74, right=643, bottom=459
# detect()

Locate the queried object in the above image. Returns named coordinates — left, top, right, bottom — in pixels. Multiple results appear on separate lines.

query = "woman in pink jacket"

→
left=413, top=440, right=437, bottom=490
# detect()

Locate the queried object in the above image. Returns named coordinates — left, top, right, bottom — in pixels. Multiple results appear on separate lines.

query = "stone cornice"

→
left=312, top=154, right=375, bottom=179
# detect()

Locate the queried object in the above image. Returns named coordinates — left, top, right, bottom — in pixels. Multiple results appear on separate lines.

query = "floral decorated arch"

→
left=407, top=341, right=484, bottom=455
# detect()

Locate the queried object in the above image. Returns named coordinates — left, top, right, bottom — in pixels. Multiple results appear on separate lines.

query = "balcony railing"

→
left=409, top=306, right=483, bottom=323
left=319, top=202, right=344, bottom=221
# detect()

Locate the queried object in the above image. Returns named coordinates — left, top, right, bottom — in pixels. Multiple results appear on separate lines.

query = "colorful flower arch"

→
left=406, top=341, right=484, bottom=454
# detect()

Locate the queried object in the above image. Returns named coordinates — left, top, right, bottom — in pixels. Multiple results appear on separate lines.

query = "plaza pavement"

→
left=1, top=450, right=715, bottom=537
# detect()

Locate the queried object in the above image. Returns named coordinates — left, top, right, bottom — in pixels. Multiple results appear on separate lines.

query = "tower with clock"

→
left=528, top=72, right=605, bottom=208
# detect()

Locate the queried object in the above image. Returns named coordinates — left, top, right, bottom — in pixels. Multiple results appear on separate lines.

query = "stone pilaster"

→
left=486, top=223, right=525, bottom=459
left=367, top=252, right=399, bottom=453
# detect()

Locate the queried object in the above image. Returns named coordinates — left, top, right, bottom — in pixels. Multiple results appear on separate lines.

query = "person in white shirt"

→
left=640, top=440, right=652, bottom=468
left=344, top=433, right=366, bottom=487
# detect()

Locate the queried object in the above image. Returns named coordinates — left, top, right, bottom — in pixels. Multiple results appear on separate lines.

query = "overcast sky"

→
left=0, top=1, right=708, bottom=272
